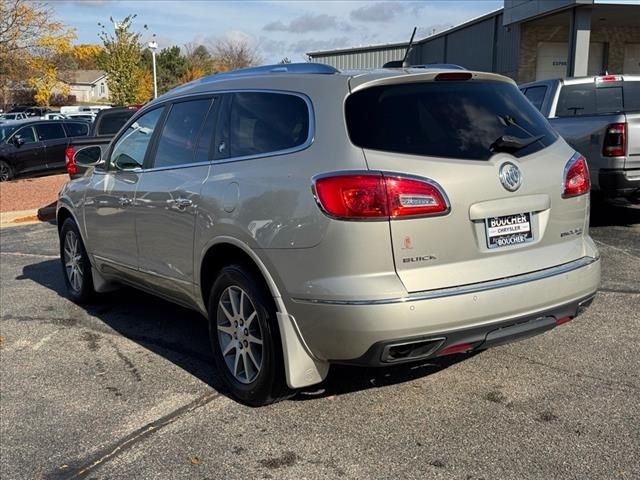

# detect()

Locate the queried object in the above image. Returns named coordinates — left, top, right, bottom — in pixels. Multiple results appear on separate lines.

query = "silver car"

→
left=57, top=64, right=600, bottom=406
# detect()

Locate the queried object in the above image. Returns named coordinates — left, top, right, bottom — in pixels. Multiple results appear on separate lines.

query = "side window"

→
left=110, top=108, right=163, bottom=170
left=229, top=92, right=310, bottom=158
left=523, top=86, right=547, bottom=112
left=35, top=123, right=66, bottom=141
left=153, top=98, right=212, bottom=168
left=64, top=122, right=90, bottom=137
left=14, top=127, right=37, bottom=144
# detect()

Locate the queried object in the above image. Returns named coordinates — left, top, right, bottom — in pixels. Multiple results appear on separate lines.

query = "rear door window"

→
left=152, top=98, right=213, bottom=169
left=523, top=86, right=547, bottom=111
left=35, top=123, right=66, bottom=141
left=346, top=80, right=557, bottom=160
left=228, top=92, right=310, bottom=158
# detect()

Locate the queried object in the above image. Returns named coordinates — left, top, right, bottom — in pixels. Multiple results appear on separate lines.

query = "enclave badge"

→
left=499, top=162, right=522, bottom=192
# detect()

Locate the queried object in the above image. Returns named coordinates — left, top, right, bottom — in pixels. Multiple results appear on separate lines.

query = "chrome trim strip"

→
left=291, top=256, right=598, bottom=306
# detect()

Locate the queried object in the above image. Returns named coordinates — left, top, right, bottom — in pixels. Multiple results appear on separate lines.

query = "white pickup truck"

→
left=520, top=75, right=640, bottom=203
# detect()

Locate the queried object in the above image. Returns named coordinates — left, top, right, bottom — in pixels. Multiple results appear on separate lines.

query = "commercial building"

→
left=307, top=0, right=640, bottom=83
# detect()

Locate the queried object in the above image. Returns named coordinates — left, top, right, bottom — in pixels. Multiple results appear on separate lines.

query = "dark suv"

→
left=0, top=119, right=90, bottom=181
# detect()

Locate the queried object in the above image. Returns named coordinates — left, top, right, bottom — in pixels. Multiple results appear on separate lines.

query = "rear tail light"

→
left=65, top=146, right=76, bottom=175
left=602, top=123, right=626, bottom=157
left=562, top=153, right=590, bottom=198
left=313, top=172, right=449, bottom=220
left=555, top=316, right=573, bottom=326
left=596, top=75, right=622, bottom=84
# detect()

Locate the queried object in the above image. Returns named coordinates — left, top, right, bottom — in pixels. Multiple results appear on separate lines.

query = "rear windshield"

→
left=97, top=110, right=136, bottom=135
left=556, top=81, right=640, bottom=117
left=346, top=80, right=558, bottom=160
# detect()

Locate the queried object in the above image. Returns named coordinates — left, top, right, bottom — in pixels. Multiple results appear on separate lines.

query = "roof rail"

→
left=165, top=63, right=339, bottom=96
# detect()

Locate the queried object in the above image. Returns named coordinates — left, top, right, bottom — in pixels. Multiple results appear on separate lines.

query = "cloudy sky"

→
left=55, top=0, right=502, bottom=63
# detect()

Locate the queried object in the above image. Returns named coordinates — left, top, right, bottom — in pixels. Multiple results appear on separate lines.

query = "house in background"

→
left=60, top=70, right=110, bottom=103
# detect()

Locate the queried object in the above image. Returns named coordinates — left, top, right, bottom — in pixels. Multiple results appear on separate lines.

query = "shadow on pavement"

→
left=590, top=199, right=640, bottom=227
left=20, top=258, right=471, bottom=404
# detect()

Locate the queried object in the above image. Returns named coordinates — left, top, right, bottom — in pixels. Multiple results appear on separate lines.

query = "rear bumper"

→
left=598, top=169, right=640, bottom=198
left=288, top=256, right=600, bottom=363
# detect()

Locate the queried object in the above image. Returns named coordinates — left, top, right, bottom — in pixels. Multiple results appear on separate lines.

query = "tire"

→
left=208, top=264, right=290, bottom=406
left=59, top=218, right=95, bottom=303
left=0, top=160, right=13, bottom=182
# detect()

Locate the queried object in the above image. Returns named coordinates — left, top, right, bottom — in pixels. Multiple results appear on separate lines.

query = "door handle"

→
left=173, top=198, right=193, bottom=210
left=118, top=196, right=132, bottom=206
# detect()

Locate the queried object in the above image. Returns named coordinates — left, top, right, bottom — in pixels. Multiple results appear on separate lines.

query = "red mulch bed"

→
left=0, top=174, right=68, bottom=213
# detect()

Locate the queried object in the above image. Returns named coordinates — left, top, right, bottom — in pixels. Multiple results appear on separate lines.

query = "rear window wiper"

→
left=490, top=134, right=544, bottom=154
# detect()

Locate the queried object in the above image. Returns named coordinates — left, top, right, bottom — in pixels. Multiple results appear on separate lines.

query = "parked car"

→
left=64, top=112, right=96, bottom=122
left=40, top=113, right=69, bottom=120
left=0, top=112, right=28, bottom=121
left=65, top=106, right=139, bottom=178
left=520, top=75, right=640, bottom=203
left=0, top=119, right=90, bottom=181
left=58, top=63, right=600, bottom=406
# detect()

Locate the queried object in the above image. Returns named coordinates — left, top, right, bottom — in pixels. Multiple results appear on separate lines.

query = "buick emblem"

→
left=499, top=162, right=522, bottom=192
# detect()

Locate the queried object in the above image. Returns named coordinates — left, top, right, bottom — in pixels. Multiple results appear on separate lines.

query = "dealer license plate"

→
left=485, top=212, right=533, bottom=249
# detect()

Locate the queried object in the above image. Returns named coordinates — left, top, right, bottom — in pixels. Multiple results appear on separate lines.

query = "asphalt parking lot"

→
left=1, top=203, right=638, bottom=480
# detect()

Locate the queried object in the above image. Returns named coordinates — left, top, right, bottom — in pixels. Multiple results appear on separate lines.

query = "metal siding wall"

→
left=415, top=37, right=446, bottom=64
left=495, top=16, right=520, bottom=79
left=309, top=46, right=407, bottom=69
left=446, top=18, right=496, bottom=71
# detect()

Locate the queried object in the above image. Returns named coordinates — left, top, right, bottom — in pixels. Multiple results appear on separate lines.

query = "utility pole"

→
left=148, top=40, right=158, bottom=99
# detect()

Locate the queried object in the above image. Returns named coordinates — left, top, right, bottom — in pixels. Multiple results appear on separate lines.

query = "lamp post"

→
left=148, top=40, right=158, bottom=99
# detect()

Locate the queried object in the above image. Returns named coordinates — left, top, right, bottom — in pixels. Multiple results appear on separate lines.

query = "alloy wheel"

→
left=216, top=286, right=264, bottom=384
left=63, top=230, right=84, bottom=293
left=0, top=163, right=9, bottom=182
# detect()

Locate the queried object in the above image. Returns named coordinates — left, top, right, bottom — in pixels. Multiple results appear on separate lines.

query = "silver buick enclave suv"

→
left=58, top=63, right=600, bottom=405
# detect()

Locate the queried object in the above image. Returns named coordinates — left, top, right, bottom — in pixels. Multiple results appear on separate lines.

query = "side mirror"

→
left=74, top=146, right=103, bottom=167
left=113, top=153, right=142, bottom=171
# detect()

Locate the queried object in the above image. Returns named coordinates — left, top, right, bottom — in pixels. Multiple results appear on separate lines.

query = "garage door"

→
left=535, top=42, right=604, bottom=80
left=623, top=44, right=640, bottom=74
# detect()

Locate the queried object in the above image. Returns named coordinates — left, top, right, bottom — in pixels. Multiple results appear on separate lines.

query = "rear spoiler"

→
left=349, top=70, right=517, bottom=93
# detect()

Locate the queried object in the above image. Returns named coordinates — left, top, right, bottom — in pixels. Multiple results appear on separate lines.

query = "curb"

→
left=0, top=202, right=56, bottom=228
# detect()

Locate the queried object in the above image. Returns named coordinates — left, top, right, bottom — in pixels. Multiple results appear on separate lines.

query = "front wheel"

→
left=208, top=264, right=290, bottom=406
left=60, top=218, right=95, bottom=303
left=0, top=160, right=13, bottom=182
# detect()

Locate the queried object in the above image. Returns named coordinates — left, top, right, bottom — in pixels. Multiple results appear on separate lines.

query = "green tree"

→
left=98, top=15, right=146, bottom=106
left=141, top=45, right=187, bottom=95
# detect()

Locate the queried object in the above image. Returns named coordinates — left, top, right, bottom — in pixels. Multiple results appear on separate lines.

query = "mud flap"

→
left=277, top=312, right=329, bottom=389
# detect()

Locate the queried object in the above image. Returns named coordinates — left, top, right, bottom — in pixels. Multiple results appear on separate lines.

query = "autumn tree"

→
left=0, top=0, right=75, bottom=107
left=98, top=15, right=146, bottom=106
left=210, top=37, right=261, bottom=73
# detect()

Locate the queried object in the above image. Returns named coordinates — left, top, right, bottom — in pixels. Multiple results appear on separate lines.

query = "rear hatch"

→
left=345, top=71, right=591, bottom=293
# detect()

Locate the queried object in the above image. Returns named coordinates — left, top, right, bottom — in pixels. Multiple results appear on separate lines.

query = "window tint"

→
left=110, top=108, right=163, bottom=169
left=64, top=122, right=90, bottom=137
left=97, top=110, right=136, bottom=136
left=193, top=102, right=218, bottom=163
left=229, top=92, right=309, bottom=158
left=346, top=81, right=557, bottom=160
left=556, top=83, right=629, bottom=116
left=0, top=125, right=17, bottom=141
left=14, top=127, right=36, bottom=144
left=35, top=122, right=66, bottom=140
left=523, top=86, right=547, bottom=111
left=153, top=99, right=212, bottom=168
left=623, top=82, right=640, bottom=112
